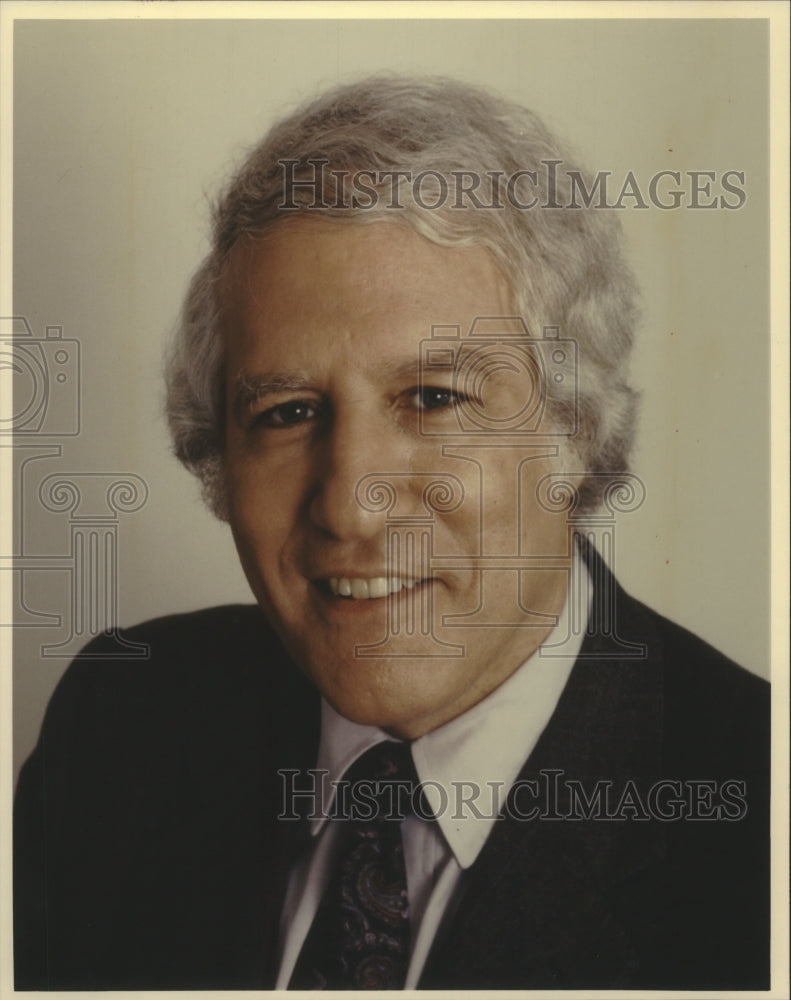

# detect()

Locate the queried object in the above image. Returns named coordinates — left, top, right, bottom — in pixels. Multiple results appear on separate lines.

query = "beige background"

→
left=10, top=15, right=770, bottom=784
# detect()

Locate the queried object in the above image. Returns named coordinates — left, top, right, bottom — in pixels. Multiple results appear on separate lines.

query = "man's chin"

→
left=305, top=659, right=472, bottom=740
left=323, top=696, right=433, bottom=740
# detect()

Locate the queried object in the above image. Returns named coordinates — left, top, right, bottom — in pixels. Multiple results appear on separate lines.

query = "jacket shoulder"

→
left=24, top=604, right=312, bottom=786
left=48, top=604, right=282, bottom=695
left=616, top=588, right=770, bottom=773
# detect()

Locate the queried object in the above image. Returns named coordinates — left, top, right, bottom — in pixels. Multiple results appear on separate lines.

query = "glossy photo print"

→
left=2, top=4, right=787, bottom=996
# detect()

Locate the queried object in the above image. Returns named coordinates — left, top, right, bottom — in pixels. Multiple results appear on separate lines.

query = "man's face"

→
left=221, top=219, right=578, bottom=739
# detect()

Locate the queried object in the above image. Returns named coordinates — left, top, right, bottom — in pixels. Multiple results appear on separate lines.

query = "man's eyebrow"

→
left=231, top=370, right=314, bottom=412
left=376, top=358, right=458, bottom=381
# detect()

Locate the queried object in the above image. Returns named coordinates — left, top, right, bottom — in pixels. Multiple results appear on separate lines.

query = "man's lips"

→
left=314, top=576, right=434, bottom=600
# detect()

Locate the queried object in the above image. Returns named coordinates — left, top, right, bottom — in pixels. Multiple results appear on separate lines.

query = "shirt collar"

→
left=309, top=704, right=393, bottom=837
left=311, top=549, right=591, bottom=868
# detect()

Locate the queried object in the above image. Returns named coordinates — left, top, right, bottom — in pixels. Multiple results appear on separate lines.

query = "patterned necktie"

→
left=289, top=740, right=418, bottom=990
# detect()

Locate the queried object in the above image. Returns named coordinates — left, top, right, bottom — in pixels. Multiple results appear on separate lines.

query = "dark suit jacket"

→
left=14, top=552, right=770, bottom=990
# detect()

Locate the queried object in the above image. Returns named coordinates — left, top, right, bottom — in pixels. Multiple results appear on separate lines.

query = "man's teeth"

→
left=327, top=577, right=422, bottom=599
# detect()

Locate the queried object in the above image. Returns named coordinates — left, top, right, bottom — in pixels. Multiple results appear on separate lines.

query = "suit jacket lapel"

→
left=257, top=667, right=321, bottom=985
left=420, top=551, right=668, bottom=988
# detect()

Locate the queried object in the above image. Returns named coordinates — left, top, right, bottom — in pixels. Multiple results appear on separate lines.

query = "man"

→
left=14, top=76, right=769, bottom=990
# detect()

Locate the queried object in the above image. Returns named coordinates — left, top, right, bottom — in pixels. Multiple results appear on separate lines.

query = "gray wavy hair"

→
left=166, top=75, right=639, bottom=518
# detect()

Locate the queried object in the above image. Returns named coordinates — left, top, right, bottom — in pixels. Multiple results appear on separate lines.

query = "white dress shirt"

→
left=276, top=555, right=591, bottom=988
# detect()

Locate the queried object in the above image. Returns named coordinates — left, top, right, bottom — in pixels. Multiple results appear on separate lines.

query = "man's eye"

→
left=414, top=387, right=462, bottom=411
left=254, top=400, right=318, bottom=428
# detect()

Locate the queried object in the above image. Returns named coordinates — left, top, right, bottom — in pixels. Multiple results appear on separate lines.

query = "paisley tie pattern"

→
left=289, top=741, right=417, bottom=990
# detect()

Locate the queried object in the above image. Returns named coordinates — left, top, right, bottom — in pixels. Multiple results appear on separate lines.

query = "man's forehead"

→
left=217, top=220, right=519, bottom=400
left=218, top=219, right=509, bottom=304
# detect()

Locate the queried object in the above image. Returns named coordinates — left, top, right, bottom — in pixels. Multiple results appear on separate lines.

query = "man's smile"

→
left=323, top=576, right=433, bottom=599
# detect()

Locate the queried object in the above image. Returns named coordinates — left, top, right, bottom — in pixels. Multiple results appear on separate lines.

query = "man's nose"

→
left=307, top=412, right=411, bottom=541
